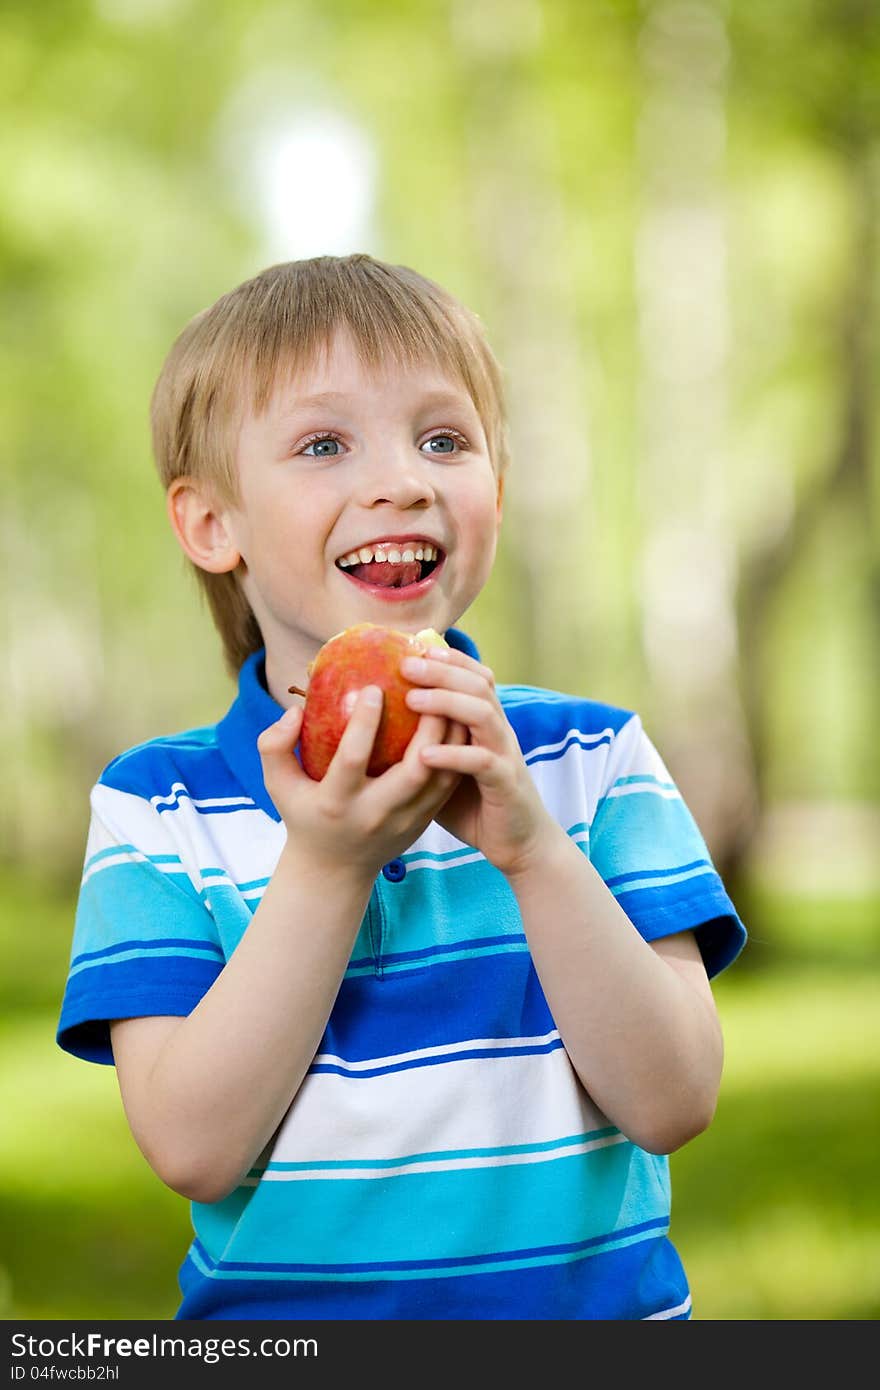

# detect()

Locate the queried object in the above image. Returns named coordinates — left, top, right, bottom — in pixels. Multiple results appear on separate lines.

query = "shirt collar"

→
left=216, top=626, right=482, bottom=821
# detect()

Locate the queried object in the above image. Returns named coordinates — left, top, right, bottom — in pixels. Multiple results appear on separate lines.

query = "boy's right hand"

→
left=256, top=688, right=467, bottom=876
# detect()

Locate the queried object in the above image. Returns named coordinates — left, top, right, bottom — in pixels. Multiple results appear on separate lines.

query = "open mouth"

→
left=335, top=542, right=445, bottom=597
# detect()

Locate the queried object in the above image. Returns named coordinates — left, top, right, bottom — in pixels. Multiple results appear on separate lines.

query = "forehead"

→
left=255, top=329, right=478, bottom=422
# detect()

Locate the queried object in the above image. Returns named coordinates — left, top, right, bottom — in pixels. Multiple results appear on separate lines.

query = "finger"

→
left=404, top=687, right=502, bottom=743
left=416, top=644, right=496, bottom=687
left=407, top=711, right=448, bottom=754
left=395, top=714, right=449, bottom=787
left=321, top=685, right=385, bottom=795
left=374, top=713, right=452, bottom=804
left=402, top=654, right=496, bottom=700
left=256, top=706, right=310, bottom=799
left=420, top=742, right=504, bottom=783
left=446, top=719, right=470, bottom=745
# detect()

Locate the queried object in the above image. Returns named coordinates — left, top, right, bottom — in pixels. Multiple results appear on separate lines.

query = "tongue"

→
left=350, top=560, right=422, bottom=588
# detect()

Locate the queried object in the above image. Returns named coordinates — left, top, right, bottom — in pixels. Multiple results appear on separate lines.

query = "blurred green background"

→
left=2, top=0, right=878, bottom=1321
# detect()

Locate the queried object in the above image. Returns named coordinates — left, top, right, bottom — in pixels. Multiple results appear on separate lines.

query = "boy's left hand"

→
left=400, top=646, right=558, bottom=878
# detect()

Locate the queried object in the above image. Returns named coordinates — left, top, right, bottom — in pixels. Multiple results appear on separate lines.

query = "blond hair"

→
left=150, top=254, right=510, bottom=678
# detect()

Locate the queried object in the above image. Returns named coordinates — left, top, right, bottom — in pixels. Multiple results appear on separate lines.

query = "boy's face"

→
left=220, top=329, right=503, bottom=695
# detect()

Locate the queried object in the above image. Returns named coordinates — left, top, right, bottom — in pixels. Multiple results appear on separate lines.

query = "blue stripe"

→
left=605, top=857, right=712, bottom=889
left=525, top=730, right=615, bottom=766
left=590, top=794, right=710, bottom=878
left=155, top=796, right=256, bottom=817
left=175, top=1230, right=688, bottom=1319
left=57, top=955, right=224, bottom=1064
left=347, top=931, right=527, bottom=973
left=322, top=951, right=555, bottom=1063
left=310, top=1036, right=565, bottom=1080
left=189, top=1217, right=668, bottom=1278
left=71, top=937, right=224, bottom=967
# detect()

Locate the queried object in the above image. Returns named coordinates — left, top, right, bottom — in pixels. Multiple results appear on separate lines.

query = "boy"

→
left=57, top=254, right=746, bottom=1321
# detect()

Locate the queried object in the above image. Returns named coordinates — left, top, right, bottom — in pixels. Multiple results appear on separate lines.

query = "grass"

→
left=1, top=868, right=878, bottom=1319
left=671, top=965, right=880, bottom=1319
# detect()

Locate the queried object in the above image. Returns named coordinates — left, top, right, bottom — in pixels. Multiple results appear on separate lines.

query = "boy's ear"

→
left=166, top=478, right=241, bottom=575
left=496, top=473, right=505, bottom=523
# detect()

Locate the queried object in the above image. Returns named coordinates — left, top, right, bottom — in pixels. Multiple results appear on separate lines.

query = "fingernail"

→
left=402, top=657, right=427, bottom=676
left=363, top=686, right=383, bottom=707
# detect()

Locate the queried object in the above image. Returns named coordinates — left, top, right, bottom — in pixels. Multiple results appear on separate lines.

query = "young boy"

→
left=57, top=253, right=746, bottom=1321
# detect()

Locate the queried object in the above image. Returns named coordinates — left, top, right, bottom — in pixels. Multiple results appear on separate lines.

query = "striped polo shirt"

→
left=57, top=627, right=746, bottom=1321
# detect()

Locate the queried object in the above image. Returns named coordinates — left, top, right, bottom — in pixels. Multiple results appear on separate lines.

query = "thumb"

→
left=257, top=704, right=304, bottom=762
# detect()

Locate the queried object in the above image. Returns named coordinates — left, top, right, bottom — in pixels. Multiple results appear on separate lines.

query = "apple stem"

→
left=287, top=685, right=307, bottom=698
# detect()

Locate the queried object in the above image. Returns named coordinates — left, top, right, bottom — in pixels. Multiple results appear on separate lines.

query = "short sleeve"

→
left=57, top=780, right=225, bottom=1065
left=588, top=713, right=746, bottom=978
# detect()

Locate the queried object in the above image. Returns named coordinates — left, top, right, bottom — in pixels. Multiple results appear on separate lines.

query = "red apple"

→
left=291, top=622, right=449, bottom=780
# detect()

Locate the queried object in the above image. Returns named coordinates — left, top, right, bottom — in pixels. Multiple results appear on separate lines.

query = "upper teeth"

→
left=337, top=543, right=439, bottom=568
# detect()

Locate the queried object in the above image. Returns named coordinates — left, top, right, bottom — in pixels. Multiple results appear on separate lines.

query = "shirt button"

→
left=382, top=858, right=406, bottom=883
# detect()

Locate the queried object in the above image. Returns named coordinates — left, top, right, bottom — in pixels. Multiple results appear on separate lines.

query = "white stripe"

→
left=271, top=1047, right=610, bottom=1166
left=313, top=1029, right=561, bottom=1074
left=81, top=848, right=188, bottom=887
left=151, top=783, right=255, bottom=810
left=605, top=781, right=680, bottom=801
left=612, top=865, right=714, bottom=895
left=253, top=1131, right=627, bottom=1183
left=87, top=784, right=285, bottom=902
left=405, top=829, right=588, bottom=875
left=404, top=849, right=486, bottom=872
left=68, top=944, right=220, bottom=978
left=524, top=726, right=618, bottom=764
left=644, top=1293, right=692, bottom=1320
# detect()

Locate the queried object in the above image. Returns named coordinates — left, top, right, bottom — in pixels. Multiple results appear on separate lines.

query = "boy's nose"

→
left=357, top=448, right=436, bottom=509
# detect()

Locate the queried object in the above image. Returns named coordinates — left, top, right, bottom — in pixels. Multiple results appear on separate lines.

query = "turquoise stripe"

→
left=590, top=794, right=710, bottom=879
left=264, top=1127, right=620, bottom=1173
left=83, top=845, right=183, bottom=875
left=614, top=865, right=716, bottom=897
left=200, top=869, right=270, bottom=892
left=343, top=939, right=530, bottom=979
left=615, top=774, right=676, bottom=790
left=400, top=845, right=481, bottom=865
left=193, top=1185, right=256, bottom=1258
left=80, top=857, right=202, bottom=903
left=83, top=853, right=271, bottom=903
left=593, top=775, right=678, bottom=816
left=366, top=859, right=525, bottom=958
left=73, top=862, right=213, bottom=957
left=201, top=1143, right=668, bottom=1267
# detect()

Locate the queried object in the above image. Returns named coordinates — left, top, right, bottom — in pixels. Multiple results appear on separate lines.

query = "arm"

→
left=403, top=645, right=723, bottom=1155
left=504, top=826, right=723, bottom=1154
left=110, top=847, right=373, bottom=1205
left=110, top=691, right=467, bottom=1205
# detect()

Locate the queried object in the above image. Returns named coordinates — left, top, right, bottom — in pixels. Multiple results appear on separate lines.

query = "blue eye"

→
left=302, top=435, right=344, bottom=457
left=423, top=434, right=459, bottom=455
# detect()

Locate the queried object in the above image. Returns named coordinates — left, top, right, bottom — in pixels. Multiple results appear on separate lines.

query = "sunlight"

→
left=218, top=80, right=377, bottom=262
left=255, top=113, right=376, bottom=261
